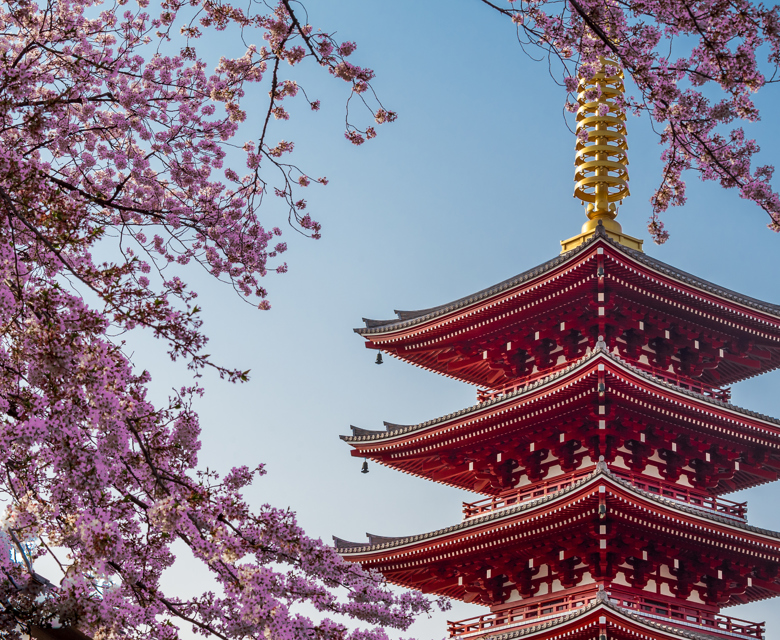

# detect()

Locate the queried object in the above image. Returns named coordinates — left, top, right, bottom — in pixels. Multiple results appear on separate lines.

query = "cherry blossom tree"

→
left=0, top=0, right=439, bottom=638
left=1, top=0, right=777, bottom=634
left=479, top=0, right=780, bottom=242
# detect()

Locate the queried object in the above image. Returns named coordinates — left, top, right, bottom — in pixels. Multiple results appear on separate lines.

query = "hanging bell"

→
left=361, top=460, right=369, bottom=474
left=375, top=352, right=383, bottom=365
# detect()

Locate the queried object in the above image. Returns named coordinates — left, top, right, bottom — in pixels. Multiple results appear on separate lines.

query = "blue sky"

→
left=124, top=1, right=780, bottom=637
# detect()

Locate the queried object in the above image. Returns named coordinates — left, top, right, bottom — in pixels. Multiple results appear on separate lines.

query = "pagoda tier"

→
left=356, top=229, right=780, bottom=392
left=342, top=346, right=780, bottom=495
left=335, top=465, right=776, bottom=636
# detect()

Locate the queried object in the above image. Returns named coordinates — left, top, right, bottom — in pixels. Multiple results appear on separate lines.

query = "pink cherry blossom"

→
left=0, top=0, right=435, bottom=638
left=483, top=0, right=780, bottom=241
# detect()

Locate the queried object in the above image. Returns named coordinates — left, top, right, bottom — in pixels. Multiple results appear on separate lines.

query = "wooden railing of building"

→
left=461, top=469, right=747, bottom=520
left=477, top=363, right=731, bottom=404
left=447, top=592, right=764, bottom=639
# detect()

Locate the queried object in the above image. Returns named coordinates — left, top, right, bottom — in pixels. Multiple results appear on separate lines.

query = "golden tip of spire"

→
left=561, top=57, right=643, bottom=253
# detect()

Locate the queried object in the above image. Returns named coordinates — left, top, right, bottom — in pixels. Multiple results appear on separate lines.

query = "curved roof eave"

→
left=333, top=463, right=780, bottom=555
left=355, top=231, right=780, bottom=337
left=341, top=345, right=780, bottom=446
left=355, top=230, right=597, bottom=335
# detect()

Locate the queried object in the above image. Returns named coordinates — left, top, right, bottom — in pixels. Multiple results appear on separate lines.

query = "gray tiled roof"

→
left=357, top=230, right=596, bottom=335
left=356, top=225, right=780, bottom=336
left=621, top=242, right=780, bottom=317
left=341, top=344, right=780, bottom=445
left=340, top=351, right=594, bottom=443
left=333, top=462, right=780, bottom=554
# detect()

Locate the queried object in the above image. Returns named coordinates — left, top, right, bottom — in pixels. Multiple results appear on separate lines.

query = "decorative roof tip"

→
left=332, top=536, right=369, bottom=550
left=349, top=425, right=385, bottom=437
left=561, top=58, right=643, bottom=254
left=360, top=317, right=398, bottom=329
left=383, top=421, right=410, bottom=432
left=366, top=533, right=402, bottom=545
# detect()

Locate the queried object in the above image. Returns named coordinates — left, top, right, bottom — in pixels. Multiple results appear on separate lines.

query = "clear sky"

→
left=122, top=1, right=780, bottom=637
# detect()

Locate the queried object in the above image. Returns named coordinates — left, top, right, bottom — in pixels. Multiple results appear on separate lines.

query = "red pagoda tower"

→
left=336, top=61, right=780, bottom=640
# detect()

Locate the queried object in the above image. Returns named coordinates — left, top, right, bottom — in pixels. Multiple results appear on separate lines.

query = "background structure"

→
left=118, top=1, right=780, bottom=637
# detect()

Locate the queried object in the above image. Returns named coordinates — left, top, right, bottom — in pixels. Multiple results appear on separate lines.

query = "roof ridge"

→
left=601, top=346, right=780, bottom=427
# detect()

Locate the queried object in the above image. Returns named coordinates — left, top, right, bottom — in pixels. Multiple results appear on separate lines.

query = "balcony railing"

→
left=448, top=593, right=593, bottom=638
left=461, top=470, right=747, bottom=520
left=447, top=591, right=765, bottom=639
left=632, top=363, right=732, bottom=402
left=462, top=470, right=593, bottom=519
left=475, top=360, right=732, bottom=404
left=610, top=593, right=764, bottom=639
left=609, top=469, right=747, bottom=520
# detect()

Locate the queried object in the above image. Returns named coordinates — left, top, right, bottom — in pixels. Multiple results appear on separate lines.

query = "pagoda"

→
left=336, top=60, right=780, bottom=640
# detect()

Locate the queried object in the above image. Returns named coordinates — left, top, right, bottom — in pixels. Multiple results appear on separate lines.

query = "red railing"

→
left=447, top=591, right=765, bottom=639
left=475, top=360, right=732, bottom=404
left=476, top=362, right=581, bottom=403
left=461, top=470, right=747, bottom=520
left=610, top=593, right=764, bottom=639
left=448, top=593, right=593, bottom=638
left=631, top=363, right=732, bottom=402
left=462, top=470, right=594, bottom=518
left=609, top=469, right=747, bottom=519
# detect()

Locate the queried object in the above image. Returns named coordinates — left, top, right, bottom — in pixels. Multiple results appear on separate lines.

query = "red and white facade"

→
left=338, top=228, right=780, bottom=639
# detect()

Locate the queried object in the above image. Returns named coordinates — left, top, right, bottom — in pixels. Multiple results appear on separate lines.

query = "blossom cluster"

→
left=486, top=0, right=780, bottom=242
left=0, top=0, right=430, bottom=638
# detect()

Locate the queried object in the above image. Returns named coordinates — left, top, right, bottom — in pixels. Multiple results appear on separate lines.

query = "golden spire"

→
left=561, top=57, right=643, bottom=252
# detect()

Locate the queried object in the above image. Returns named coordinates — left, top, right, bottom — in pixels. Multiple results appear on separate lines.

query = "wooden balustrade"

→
left=476, top=361, right=732, bottom=404
left=634, top=364, right=732, bottom=402
left=462, top=470, right=593, bottom=518
left=609, top=469, right=747, bottom=519
left=447, top=593, right=593, bottom=638
left=462, top=470, right=747, bottom=520
left=447, top=592, right=765, bottom=639
left=610, top=593, right=764, bottom=638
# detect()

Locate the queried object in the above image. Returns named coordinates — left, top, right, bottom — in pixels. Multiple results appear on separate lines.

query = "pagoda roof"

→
left=357, top=228, right=780, bottom=336
left=355, top=226, right=780, bottom=389
left=333, top=462, right=780, bottom=554
left=342, top=344, right=780, bottom=494
left=342, top=345, right=780, bottom=446
left=335, top=464, right=780, bottom=608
